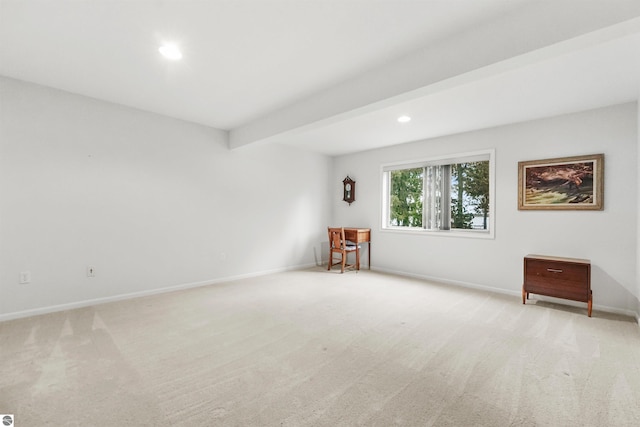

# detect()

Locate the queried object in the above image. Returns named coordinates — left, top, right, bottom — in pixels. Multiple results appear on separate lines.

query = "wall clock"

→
left=343, top=176, right=355, bottom=205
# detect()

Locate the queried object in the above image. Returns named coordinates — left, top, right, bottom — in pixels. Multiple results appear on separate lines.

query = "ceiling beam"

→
left=229, top=2, right=640, bottom=150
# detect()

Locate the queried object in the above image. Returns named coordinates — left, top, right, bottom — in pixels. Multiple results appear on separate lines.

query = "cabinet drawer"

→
left=525, top=259, right=588, bottom=283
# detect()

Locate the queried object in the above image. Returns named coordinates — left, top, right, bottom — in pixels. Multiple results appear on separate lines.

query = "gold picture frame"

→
left=518, top=154, right=604, bottom=210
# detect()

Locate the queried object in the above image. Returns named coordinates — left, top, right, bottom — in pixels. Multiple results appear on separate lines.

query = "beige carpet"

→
left=1, top=268, right=640, bottom=426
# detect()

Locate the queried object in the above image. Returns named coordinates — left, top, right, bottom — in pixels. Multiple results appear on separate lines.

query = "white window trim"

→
left=380, top=149, right=495, bottom=239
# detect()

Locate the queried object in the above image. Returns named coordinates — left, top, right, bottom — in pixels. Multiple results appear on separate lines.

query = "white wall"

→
left=637, top=100, right=640, bottom=321
left=2, top=77, right=637, bottom=320
left=0, top=77, right=332, bottom=320
left=332, top=103, right=638, bottom=316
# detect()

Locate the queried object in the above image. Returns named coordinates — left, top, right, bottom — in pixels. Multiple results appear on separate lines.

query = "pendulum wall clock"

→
left=343, top=176, right=355, bottom=205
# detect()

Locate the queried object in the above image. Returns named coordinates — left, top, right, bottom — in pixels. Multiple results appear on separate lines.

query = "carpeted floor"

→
left=1, top=268, right=640, bottom=426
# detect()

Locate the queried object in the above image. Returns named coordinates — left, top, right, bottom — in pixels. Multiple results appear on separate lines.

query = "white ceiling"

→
left=276, top=31, right=640, bottom=155
left=2, top=0, right=640, bottom=156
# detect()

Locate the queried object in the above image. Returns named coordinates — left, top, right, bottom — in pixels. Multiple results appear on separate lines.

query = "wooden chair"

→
left=327, top=227, right=360, bottom=273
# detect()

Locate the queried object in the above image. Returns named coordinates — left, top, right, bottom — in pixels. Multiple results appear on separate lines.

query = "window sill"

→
left=381, top=227, right=494, bottom=239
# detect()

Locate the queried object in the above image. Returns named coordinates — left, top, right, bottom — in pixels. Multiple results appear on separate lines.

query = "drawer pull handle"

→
left=547, top=268, right=563, bottom=273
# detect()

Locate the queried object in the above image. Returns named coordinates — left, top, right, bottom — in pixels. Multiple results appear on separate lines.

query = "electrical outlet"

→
left=87, top=266, right=95, bottom=277
left=19, top=271, right=31, bottom=284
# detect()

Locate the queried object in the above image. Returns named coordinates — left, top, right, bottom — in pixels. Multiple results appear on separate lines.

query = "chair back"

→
left=328, top=227, right=346, bottom=250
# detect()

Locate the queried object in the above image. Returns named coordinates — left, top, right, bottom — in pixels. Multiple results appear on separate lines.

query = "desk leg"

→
left=368, top=241, right=371, bottom=269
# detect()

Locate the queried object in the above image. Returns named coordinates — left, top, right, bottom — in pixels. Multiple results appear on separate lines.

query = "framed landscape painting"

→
left=518, top=154, right=604, bottom=210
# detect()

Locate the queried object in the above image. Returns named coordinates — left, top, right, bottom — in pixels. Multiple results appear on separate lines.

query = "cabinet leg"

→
left=522, top=286, right=526, bottom=304
left=588, top=291, right=593, bottom=317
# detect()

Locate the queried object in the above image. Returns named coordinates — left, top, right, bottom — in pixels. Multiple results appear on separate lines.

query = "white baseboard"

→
left=371, top=266, right=640, bottom=320
left=0, top=263, right=316, bottom=322
left=3, top=264, right=638, bottom=324
left=372, top=265, right=521, bottom=297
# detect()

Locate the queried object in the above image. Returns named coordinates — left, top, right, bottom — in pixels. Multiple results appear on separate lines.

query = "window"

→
left=382, top=150, right=494, bottom=237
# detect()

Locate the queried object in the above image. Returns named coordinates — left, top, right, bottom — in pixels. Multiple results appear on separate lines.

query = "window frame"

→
left=380, top=149, right=495, bottom=239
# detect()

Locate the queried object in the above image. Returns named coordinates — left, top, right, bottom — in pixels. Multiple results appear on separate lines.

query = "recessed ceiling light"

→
left=397, top=115, right=411, bottom=123
left=159, top=43, right=182, bottom=60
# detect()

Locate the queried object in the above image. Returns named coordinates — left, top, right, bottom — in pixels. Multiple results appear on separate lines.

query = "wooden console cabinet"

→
left=522, top=254, right=592, bottom=317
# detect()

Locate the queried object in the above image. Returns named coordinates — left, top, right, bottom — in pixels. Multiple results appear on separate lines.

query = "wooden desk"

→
left=344, top=228, right=371, bottom=269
